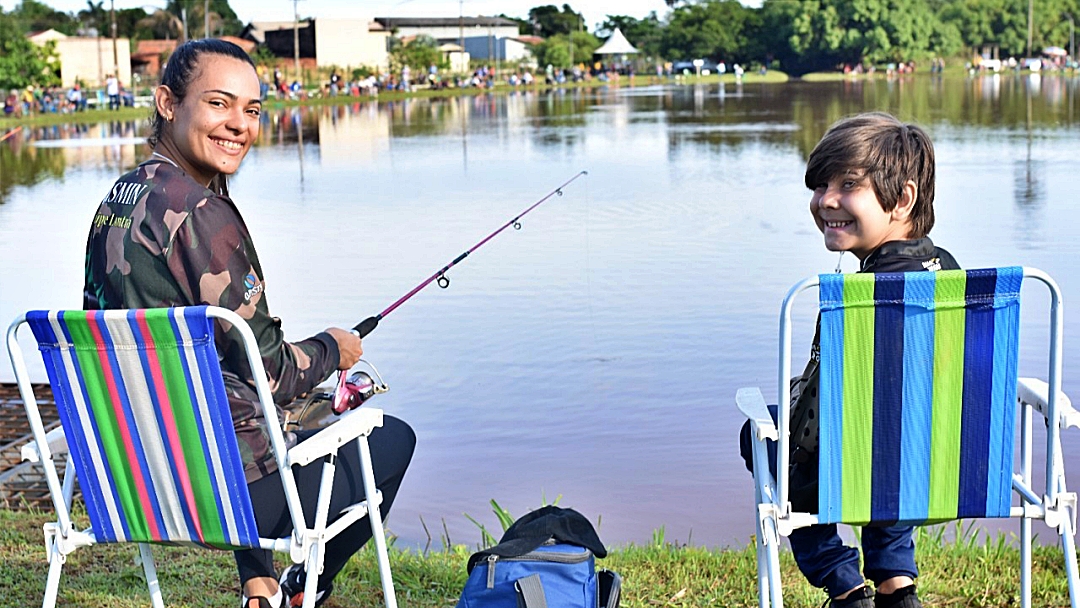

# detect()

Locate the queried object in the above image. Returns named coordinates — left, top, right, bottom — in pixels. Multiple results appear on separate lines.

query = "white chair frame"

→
left=737, top=267, right=1080, bottom=608
left=6, top=306, right=398, bottom=608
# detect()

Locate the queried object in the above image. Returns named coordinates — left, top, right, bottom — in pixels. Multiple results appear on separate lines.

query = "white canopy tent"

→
left=594, top=28, right=639, bottom=55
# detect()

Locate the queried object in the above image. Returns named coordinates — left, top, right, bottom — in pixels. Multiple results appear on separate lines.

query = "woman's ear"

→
left=154, top=85, right=175, bottom=123
left=893, top=179, right=917, bottom=222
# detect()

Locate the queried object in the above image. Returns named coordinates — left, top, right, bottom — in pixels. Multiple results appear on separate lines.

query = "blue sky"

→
left=1, top=0, right=707, bottom=30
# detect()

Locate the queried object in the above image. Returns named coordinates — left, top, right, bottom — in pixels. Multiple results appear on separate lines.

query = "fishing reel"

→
left=331, top=359, right=389, bottom=415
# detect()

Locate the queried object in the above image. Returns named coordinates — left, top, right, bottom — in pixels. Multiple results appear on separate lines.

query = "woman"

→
left=82, top=39, right=415, bottom=608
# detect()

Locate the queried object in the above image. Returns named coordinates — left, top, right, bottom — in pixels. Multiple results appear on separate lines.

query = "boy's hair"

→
left=804, top=112, right=936, bottom=239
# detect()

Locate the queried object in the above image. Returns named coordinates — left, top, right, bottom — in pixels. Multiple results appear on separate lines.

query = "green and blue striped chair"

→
left=5, top=306, right=398, bottom=608
left=737, top=267, right=1080, bottom=608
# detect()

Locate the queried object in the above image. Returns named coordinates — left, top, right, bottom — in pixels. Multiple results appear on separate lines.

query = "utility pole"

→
left=1027, top=0, right=1034, bottom=58
left=459, top=0, right=465, bottom=73
left=293, top=0, right=302, bottom=89
left=204, top=0, right=210, bottom=38
left=110, top=0, right=118, bottom=84
left=1069, top=13, right=1076, bottom=66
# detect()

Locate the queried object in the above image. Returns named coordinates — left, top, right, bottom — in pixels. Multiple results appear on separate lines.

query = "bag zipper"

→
left=483, top=548, right=593, bottom=589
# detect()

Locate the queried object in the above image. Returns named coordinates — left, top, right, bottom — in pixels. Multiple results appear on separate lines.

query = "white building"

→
left=28, top=29, right=132, bottom=89
left=373, top=16, right=519, bottom=44
left=461, top=36, right=536, bottom=63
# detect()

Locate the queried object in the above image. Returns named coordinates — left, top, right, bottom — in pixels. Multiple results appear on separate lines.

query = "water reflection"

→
left=7, top=73, right=1074, bottom=206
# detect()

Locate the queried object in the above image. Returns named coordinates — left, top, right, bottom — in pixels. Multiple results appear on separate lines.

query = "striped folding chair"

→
left=737, top=267, right=1080, bottom=608
left=5, top=306, right=398, bottom=608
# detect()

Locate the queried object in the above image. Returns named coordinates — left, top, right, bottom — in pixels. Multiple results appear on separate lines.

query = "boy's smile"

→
left=810, top=173, right=914, bottom=261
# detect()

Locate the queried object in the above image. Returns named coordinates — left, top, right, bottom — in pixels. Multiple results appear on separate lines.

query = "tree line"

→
left=0, top=0, right=244, bottom=89
left=4, top=0, right=1078, bottom=90
left=527, top=0, right=1078, bottom=75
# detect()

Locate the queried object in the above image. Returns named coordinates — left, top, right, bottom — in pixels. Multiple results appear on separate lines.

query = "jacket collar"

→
left=860, top=238, right=938, bottom=273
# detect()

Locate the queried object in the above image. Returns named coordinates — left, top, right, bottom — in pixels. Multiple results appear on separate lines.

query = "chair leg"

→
left=1053, top=458, right=1080, bottom=608
left=302, top=544, right=323, bottom=608
left=41, top=542, right=64, bottom=608
left=754, top=513, right=770, bottom=608
left=138, top=543, right=165, bottom=608
left=763, top=515, right=784, bottom=608
left=1060, top=521, right=1080, bottom=608
left=357, top=436, right=398, bottom=608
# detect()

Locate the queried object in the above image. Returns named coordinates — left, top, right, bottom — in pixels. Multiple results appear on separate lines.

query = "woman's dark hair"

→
left=147, top=39, right=256, bottom=148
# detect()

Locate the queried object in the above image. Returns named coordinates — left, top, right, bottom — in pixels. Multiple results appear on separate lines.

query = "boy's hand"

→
left=325, top=327, right=363, bottom=370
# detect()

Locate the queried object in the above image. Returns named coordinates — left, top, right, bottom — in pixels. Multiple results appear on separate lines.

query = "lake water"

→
left=2, top=74, right=1079, bottom=550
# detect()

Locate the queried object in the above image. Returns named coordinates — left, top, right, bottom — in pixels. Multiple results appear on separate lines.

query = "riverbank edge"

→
left=1, top=509, right=1072, bottom=607
left=6, top=66, right=1063, bottom=132
left=3, top=71, right=790, bottom=131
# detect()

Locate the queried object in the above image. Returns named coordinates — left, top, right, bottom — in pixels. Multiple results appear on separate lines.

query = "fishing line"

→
left=352, top=170, right=589, bottom=338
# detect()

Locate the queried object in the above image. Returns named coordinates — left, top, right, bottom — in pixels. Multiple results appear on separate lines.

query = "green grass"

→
left=0, top=106, right=151, bottom=130
left=1, top=509, right=1074, bottom=607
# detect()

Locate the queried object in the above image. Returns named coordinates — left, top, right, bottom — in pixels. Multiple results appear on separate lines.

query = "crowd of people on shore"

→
left=260, top=60, right=648, bottom=102
left=3, top=74, right=137, bottom=118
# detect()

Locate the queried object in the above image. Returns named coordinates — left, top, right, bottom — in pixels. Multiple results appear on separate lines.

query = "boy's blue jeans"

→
left=739, top=405, right=918, bottom=596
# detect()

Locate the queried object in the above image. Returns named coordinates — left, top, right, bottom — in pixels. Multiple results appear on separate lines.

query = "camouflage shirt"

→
left=83, top=159, right=340, bottom=482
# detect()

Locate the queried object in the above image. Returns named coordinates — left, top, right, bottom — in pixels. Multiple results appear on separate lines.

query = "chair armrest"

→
left=21, top=426, right=68, bottom=463
left=737, top=387, right=778, bottom=441
left=286, top=407, right=384, bottom=468
left=1018, top=377, right=1079, bottom=430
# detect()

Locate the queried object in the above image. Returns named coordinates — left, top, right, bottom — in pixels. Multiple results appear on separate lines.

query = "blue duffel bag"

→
left=456, top=506, right=621, bottom=608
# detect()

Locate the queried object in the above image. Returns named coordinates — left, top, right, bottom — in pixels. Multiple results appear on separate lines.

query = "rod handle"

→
left=353, top=316, right=380, bottom=338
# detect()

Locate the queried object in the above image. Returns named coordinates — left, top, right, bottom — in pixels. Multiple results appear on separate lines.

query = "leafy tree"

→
left=660, top=0, right=756, bottom=63
left=77, top=1, right=107, bottom=36
left=0, top=11, right=58, bottom=89
left=11, top=0, right=79, bottom=35
left=530, top=30, right=599, bottom=67
left=528, top=4, right=584, bottom=37
left=597, top=13, right=664, bottom=59
left=937, top=0, right=1080, bottom=58
left=388, top=35, right=447, bottom=73
left=134, top=9, right=185, bottom=41
left=115, top=8, right=151, bottom=39
left=164, top=0, right=243, bottom=38
left=497, top=13, right=531, bottom=36
left=761, top=0, right=949, bottom=75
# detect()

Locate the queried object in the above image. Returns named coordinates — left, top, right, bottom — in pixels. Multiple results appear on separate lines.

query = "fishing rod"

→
left=0, top=126, right=22, bottom=143
left=352, top=170, right=588, bottom=339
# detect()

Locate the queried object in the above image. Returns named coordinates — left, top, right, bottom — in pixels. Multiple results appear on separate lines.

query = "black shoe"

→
left=824, top=585, right=875, bottom=608
left=279, top=564, right=333, bottom=608
left=874, top=585, right=922, bottom=608
left=241, top=593, right=284, bottom=608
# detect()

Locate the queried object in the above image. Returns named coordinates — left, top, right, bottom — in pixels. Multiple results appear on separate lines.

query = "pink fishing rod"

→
left=352, top=170, right=588, bottom=338
left=0, top=126, right=22, bottom=143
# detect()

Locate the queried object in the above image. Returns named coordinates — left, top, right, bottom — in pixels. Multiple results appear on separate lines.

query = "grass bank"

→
left=0, top=72, right=788, bottom=131
left=0, top=509, right=1072, bottom=607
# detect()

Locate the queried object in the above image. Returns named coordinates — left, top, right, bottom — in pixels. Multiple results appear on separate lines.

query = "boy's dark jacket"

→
left=788, top=237, right=959, bottom=460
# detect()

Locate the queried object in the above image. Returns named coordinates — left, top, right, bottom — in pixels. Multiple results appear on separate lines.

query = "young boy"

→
left=741, top=112, right=958, bottom=608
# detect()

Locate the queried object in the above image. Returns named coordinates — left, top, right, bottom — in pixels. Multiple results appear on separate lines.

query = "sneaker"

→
left=824, top=585, right=875, bottom=608
left=241, top=592, right=284, bottom=608
left=279, top=564, right=333, bottom=608
left=874, top=585, right=922, bottom=608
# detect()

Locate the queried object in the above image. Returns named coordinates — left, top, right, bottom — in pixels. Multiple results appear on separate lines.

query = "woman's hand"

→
left=325, top=327, right=363, bottom=370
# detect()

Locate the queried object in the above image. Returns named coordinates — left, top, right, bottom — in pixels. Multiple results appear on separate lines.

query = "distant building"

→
left=28, top=29, right=132, bottom=88
left=461, top=36, right=536, bottom=63
left=131, top=39, right=177, bottom=81
left=374, top=16, right=519, bottom=45
left=241, top=19, right=389, bottom=71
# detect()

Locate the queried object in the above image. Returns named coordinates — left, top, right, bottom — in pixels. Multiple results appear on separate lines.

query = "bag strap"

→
left=514, top=574, right=548, bottom=608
